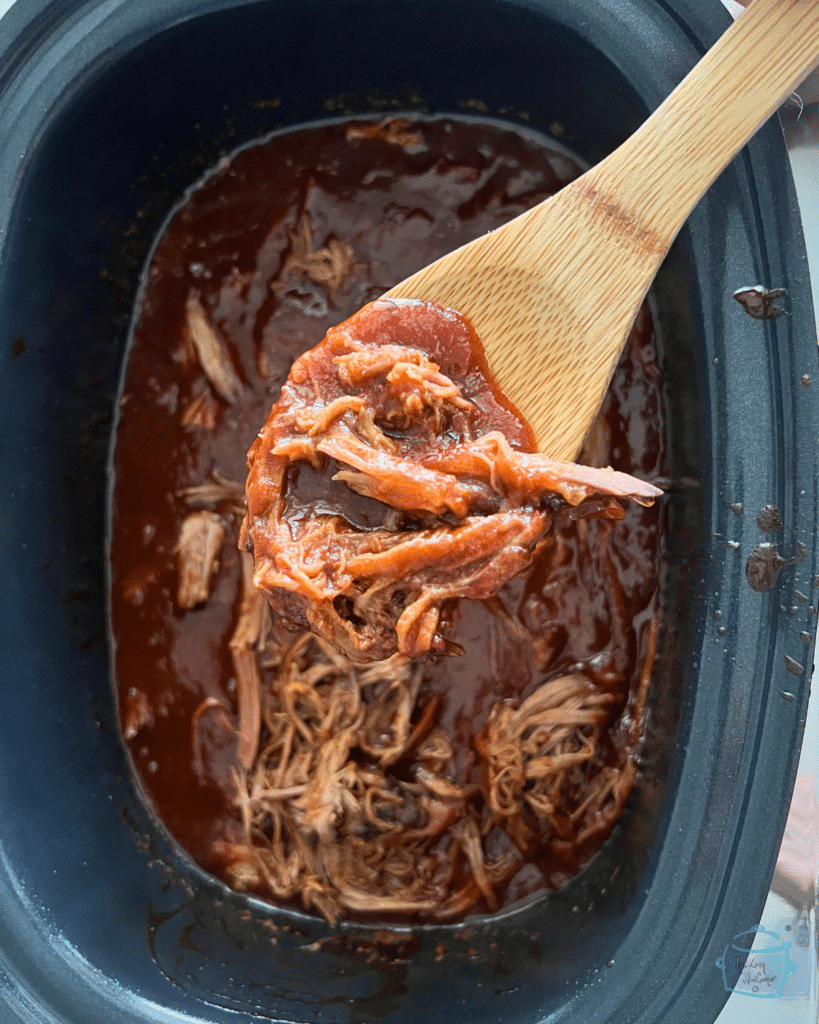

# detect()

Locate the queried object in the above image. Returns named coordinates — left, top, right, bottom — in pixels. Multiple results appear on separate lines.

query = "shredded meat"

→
left=226, top=631, right=520, bottom=924
left=345, top=117, right=425, bottom=149
left=185, top=291, right=244, bottom=404
left=176, top=510, right=225, bottom=609
left=475, top=674, right=634, bottom=854
left=230, top=552, right=270, bottom=770
left=122, top=688, right=153, bottom=741
left=115, top=118, right=665, bottom=928
left=181, top=388, right=219, bottom=429
left=242, top=298, right=661, bottom=662
left=223, top=612, right=654, bottom=922
left=275, top=212, right=357, bottom=293
left=178, top=469, right=246, bottom=516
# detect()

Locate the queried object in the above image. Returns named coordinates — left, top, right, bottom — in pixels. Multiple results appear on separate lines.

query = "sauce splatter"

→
left=745, top=541, right=806, bottom=593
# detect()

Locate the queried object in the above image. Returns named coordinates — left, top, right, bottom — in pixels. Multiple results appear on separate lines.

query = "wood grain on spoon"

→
left=385, top=0, right=819, bottom=460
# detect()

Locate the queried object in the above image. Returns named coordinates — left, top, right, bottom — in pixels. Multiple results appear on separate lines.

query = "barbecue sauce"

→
left=110, top=116, right=665, bottom=921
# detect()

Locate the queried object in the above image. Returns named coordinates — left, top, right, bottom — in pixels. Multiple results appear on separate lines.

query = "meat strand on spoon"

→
left=242, top=299, right=660, bottom=662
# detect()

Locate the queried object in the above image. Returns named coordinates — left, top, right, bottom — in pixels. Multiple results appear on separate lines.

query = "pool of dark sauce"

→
left=110, top=116, right=665, bottom=923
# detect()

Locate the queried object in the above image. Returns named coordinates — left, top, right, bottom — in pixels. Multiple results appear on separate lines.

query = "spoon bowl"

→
left=386, top=0, right=819, bottom=458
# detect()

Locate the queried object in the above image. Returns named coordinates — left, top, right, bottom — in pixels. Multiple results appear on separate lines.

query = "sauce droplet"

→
left=799, top=631, right=811, bottom=645
left=745, top=542, right=806, bottom=593
left=780, top=690, right=797, bottom=702
left=784, top=656, right=804, bottom=677
left=756, top=505, right=784, bottom=532
left=733, top=285, right=786, bottom=320
left=729, top=503, right=743, bottom=514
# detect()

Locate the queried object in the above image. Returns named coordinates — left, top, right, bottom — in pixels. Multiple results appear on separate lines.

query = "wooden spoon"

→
left=384, top=0, right=819, bottom=460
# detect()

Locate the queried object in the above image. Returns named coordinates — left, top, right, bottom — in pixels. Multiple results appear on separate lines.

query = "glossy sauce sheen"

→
left=110, top=117, right=665, bottom=916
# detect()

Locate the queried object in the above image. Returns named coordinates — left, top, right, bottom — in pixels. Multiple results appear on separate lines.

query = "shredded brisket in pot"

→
left=110, top=116, right=665, bottom=923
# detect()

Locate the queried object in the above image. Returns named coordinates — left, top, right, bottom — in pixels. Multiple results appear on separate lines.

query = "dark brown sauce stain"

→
left=729, top=502, right=743, bottom=514
left=783, top=656, right=804, bottom=677
left=733, top=286, right=786, bottom=320
left=756, top=505, right=784, bottom=532
left=799, top=631, right=811, bottom=645
left=745, top=542, right=806, bottom=593
left=109, top=115, right=665, bottom=921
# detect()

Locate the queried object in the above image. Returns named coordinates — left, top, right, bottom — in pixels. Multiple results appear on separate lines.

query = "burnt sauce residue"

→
left=110, top=116, right=665, bottom=923
left=756, top=505, right=784, bottom=533
left=733, top=286, right=786, bottom=321
left=746, top=541, right=806, bottom=593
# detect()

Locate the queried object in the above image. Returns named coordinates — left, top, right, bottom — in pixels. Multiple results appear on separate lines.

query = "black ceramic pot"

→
left=0, top=1, right=817, bottom=1022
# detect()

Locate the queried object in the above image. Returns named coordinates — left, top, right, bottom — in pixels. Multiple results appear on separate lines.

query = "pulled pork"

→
left=184, top=291, right=243, bottom=404
left=476, top=674, right=636, bottom=857
left=226, top=631, right=522, bottom=925
left=242, top=298, right=660, bottom=662
left=117, top=119, right=664, bottom=927
left=274, top=212, right=357, bottom=294
left=222, top=618, right=654, bottom=923
left=176, top=510, right=225, bottom=609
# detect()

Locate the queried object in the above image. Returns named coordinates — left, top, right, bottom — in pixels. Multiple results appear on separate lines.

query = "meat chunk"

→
left=185, top=292, right=243, bottom=404
left=176, top=510, right=225, bottom=609
left=229, top=552, right=270, bottom=770
left=275, top=212, right=356, bottom=293
left=345, top=117, right=425, bottom=149
left=242, top=299, right=661, bottom=662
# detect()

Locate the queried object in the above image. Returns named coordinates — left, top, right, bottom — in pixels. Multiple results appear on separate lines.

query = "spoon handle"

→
left=585, top=0, right=819, bottom=245
left=521, top=0, right=819, bottom=459
left=384, top=0, right=819, bottom=461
